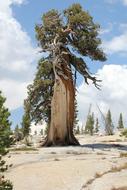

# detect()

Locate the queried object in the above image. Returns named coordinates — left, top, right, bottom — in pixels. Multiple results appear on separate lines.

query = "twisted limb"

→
left=70, top=55, right=101, bottom=89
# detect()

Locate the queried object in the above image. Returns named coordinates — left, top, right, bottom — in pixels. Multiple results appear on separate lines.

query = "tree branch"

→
left=70, top=55, right=101, bottom=89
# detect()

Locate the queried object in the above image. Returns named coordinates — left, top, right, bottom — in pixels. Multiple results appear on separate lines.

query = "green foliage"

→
left=10, top=147, right=37, bottom=152
left=35, top=10, right=62, bottom=48
left=73, top=98, right=79, bottom=132
left=36, top=3, right=106, bottom=61
left=13, top=124, right=23, bottom=142
left=44, top=123, right=49, bottom=135
left=121, top=128, right=127, bottom=138
left=64, top=4, right=106, bottom=61
left=0, top=91, right=13, bottom=189
left=105, top=109, right=114, bottom=135
left=26, top=3, right=106, bottom=126
left=21, top=98, right=31, bottom=138
left=117, top=113, right=124, bottom=130
left=75, top=126, right=80, bottom=135
left=22, top=111, right=30, bottom=137
left=95, top=118, right=100, bottom=133
left=40, top=129, right=43, bottom=136
left=85, top=112, right=94, bottom=135
left=25, top=58, right=54, bottom=125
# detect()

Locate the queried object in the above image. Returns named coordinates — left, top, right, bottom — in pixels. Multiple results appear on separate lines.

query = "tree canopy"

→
left=105, top=109, right=114, bottom=135
left=117, top=113, right=124, bottom=130
left=25, top=4, right=106, bottom=127
left=0, top=91, right=13, bottom=189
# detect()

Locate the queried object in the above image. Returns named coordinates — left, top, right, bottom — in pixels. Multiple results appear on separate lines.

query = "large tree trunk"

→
left=44, top=55, right=80, bottom=146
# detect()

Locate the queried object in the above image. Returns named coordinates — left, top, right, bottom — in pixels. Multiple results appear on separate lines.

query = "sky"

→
left=0, top=0, right=127, bottom=130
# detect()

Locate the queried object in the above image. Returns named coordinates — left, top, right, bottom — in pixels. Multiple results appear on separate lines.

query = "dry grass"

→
left=120, top=152, right=127, bottom=157
left=96, top=152, right=105, bottom=155
left=82, top=178, right=94, bottom=189
left=66, top=151, right=87, bottom=155
left=54, top=158, right=60, bottom=161
left=94, top=172, right=103, bottom=178
left=50, top=151, right=57, bottom=154
left=10, top=147, right=38, bottom=151
left=82, top=163, right=127, bottom=189
left=110, top=163, right=127, bottom=173
left=111, top=187, right=127, bottom=190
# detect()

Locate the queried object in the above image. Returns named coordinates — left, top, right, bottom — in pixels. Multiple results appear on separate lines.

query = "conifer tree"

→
left=25, top=3, right=106, bottom=146
left=22, top=101, right=31, bottom=138
left=85, top=112, right=94, bottom=135
left=14, top=124, right=23, bottom=142
left=73, top=98, right=79, bottom=133
left=40, top=129, right=43, bottom=136
left=25, top=58, right=53, bottom=125
left=0, top=91, right=13, bottom=189
left=21, top=101, right=31, bottom=145
left=105, top=109, right=114, bottom=135
left=117, top=113, right=124, bottom=130
left=94, top=118, right=100, bottom=133
left=75, top=126, right=80, bottom=135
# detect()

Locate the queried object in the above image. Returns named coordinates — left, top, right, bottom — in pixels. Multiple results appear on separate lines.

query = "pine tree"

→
left=0, top=91, right=13, bottom=189
left=21, top=101, right=31, bottom=145
left=94, top=118, right=100, bottom=133
left=14, top=124, right=23, bottom=142
left=105, top=109, right=114, bottom=135
left=24, top=58, right=53, bottom=136
left=75, top=126, right=80, bottom=135
left=22, top=100, right=31, bottom=138
left=73, top=98, right=79, bottom=134
left=40, top=129, right=43, bottom=136
left=26, top=3, right=106, bottom=146
left=85, top=112, right=94, bottom=135
left=117, top=113, right=124, bottom=130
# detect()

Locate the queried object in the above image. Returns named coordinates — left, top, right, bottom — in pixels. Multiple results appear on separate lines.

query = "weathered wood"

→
left=43, top=52, right=79, bottom=146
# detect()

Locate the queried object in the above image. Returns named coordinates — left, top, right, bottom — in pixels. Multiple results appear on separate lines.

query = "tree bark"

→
left=43, top=54, right=80, bottom=146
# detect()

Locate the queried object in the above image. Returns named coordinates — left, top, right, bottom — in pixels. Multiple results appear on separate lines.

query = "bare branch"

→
left=70, top=55, right=101, bottom=89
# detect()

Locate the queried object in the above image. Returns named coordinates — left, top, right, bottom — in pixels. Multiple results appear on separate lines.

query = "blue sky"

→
left=0, top=0, right=127, bottom=129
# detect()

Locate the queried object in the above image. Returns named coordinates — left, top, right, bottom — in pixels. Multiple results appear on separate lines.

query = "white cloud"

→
left=0, top=79, right=29, bottom=110
left=106, top=0, right=127, bottom=6
left=77, top=65, right=127, bottom=129
left=103, top=32, right=127, bottom=54
left=99, top=23, right=113, bottom=35
left=122, top=0, right=127, bottom=5
left=0, top=0, right=40, bottom=110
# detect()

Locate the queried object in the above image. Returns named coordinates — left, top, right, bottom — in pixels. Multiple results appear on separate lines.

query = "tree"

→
left=22, top=101, right=31, bottom=137
left=94, top=118, right=100, bottom=133
left=0, top=91, right=13, bottom=189
left=85, top=112, right=94, bottom=135
left=75, top=126, right=80, bottom=135
left=117, top=113, right=124, bottom=130
left=26, top=4, right=106, bottom=146
left=40, top=129, right=43, bottom=136
left=105, top=109, right=114, bottom=135
left=13, top=124, right=23, bottom=142
left=21, top=101, right=31, bottom=145
left=81, top=125, right=84, bottom=134
left=120, top=128, right=127, bottom=138
left=73, top=98, right=79, bottom=134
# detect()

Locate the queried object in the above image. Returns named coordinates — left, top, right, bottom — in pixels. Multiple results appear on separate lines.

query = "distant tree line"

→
left=74, top=106, right=125, bottom=136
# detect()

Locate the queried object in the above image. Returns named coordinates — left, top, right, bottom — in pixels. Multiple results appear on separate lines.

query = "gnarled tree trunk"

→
left=44, top=53, right=80, bottom=146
